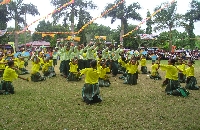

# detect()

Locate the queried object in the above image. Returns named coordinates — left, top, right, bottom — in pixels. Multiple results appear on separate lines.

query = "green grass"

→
left=0, top=60, right=200, bottom=130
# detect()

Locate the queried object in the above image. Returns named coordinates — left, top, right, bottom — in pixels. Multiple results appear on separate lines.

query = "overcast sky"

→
left=7, top=0, right=200, bottom=35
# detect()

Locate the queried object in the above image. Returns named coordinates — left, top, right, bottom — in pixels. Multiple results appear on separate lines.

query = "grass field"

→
left=0, top=60, right=200, bottom=130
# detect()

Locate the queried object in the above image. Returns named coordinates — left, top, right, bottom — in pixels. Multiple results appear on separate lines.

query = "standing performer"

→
left=109, top=45, right=121, bottom=77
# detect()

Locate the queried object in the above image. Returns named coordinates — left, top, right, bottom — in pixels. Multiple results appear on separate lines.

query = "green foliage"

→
left=0, top=4, right=9, bottom=45
left=6, top=27, right=32, bottom=44
left=51, top=0, right=96, bottom=29
left=146, top=10, right=153, bottom=34
left=153, top=1, right=182, bottom=51
left=182, top=0, right=200, bottom=49
left=6, top=0, right=39, bottom=50
left=123, top=25, right=145, bottom=49
left=85, top=23, right=112, bottom=42
left=76, top=8, right=91, bottom=45
left=103, top=0, right=142, bottom=44
left=32, top=20, right=69, bottom=47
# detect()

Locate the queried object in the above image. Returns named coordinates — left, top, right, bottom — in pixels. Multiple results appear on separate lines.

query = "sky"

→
left=7, top=0, right=200, bottom=35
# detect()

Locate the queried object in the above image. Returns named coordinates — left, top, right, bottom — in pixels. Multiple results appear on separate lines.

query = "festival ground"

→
left=0, top=60, right=200, bottom=129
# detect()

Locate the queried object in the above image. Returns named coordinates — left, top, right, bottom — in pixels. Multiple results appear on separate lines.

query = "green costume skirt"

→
left=0, top=80, right=14, bottom=94
left=19, top=68, right=29, bottom=75
left=150, top=72, right=162, bottom=80
left=67, top=72, right=81, bottom=81
left=59, top=61, right=65, bottom=73
left=98, top=78, right=111, bottom=87
left=141, top=66, right=148, bottom=74
left=126, top=73, right=137, bottom=85
left=82, top=83, right=102, bottom=104
left=53, top=59, right=57, bottom=66
left=31, top=72, right=46, bottom=82
left=165, top=79, right=189, bottom=97
left=178, top=72, right=186, bottom=83
left=185, top=76, right=199, bottom=90
left=43, top=67, right=56, bottom=78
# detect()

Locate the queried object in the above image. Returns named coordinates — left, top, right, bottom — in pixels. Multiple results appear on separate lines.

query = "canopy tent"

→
left=26, top=41, right=50, bottom=47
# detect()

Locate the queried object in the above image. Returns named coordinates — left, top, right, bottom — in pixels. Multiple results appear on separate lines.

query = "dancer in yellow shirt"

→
left=159, top=59, right=189, bottom=96
left=30, top=56, right=46, bottom=82
left=67, top=58, right=81, bottom=81
left=98, top=59, right=111, bottom=87
left=184, top=60, right=199, bottom=90
left=0, top=55, right=7, bottom=77
left=80, top=60, right=102, bottom=104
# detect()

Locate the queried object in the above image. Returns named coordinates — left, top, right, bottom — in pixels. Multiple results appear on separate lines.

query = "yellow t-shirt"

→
left=185, top=65, right=194, bottom=77
left=18, top=60, right=25, bottom=69
left=160, top=64, right=178, bottom=80
left=140, top=58, right=146, bottom=67
left=99, top=66, right=110, bottom=79
left=39, top=57, right=44, bottom=65
left=80, top=68, right=99, bottom=84
left=177, top=64, right=185, bottom=72
left=69, top=62, right=78, bottom=73
left=0, top=59, right=6, bottom=69
left=42, top=62, right=50, bottom=72
left=3, top=66, right=18, bottom=82
left=49, top=60, right=53, bottom=67
left=125, top=63, right=138, bottom=74
left=151, top=64, right=158, bottom=76
left=31, top=62, right=41, bottom=74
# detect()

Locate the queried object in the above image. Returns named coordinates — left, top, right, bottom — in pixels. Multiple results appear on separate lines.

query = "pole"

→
left=24, top=7, right=27, bottom=50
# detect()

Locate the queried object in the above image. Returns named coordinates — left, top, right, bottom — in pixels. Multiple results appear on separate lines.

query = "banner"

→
left=42, top=33, right=55, bottom=37
left=95, top=36, right=107, bottom=40
left=0, top=0, right=11, bottom=5
left=67, top=36, right=80, bottom=42
left=0, top=29, right=7, bottom=37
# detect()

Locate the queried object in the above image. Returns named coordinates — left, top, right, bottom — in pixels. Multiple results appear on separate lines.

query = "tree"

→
left=182, top=0, right=200, bottom=49
left=32, top=20, right=69, bottom=47
left=85, top=23, right=112, bottom=43
left=7, top=0, right=39, bottom=51
left=76, top=7, right=92, bottom=45
left=103, top=0, right=142, bottom=46
left=51, top=0, right=96, bottom=36
left=0, top=4, right=9, bottom=45
left=146, top=10, right=153, bottom=34
left=153, top=1, right=182, bottom=52
left=125, top=24, right=145, bottom=49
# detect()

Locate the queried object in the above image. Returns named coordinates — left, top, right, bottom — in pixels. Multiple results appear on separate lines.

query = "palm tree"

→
left=51, top=0, right=96, bottom=36
left=103, top=0, right=142, bottom=46
left=7, top=0, right=39, bottom=51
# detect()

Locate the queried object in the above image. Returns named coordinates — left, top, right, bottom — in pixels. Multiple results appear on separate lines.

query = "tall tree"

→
left=153, top=1, right=182, bottom=52
left=7, top=0, right=39, bottom=51
left=103, top=0, right=142, bottom=46
left=183, top=0, right=200, bottom=49
left=76, top=7, right=92, bottom=45
left=51, top=0, right=96, bottom=36
left=146, top=10, right=153, bottom=34
left=0, top=4, right=9, bottom=45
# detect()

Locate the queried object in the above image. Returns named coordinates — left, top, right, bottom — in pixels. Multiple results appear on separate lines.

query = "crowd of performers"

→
left=0, top=43, right=199, bottom=104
